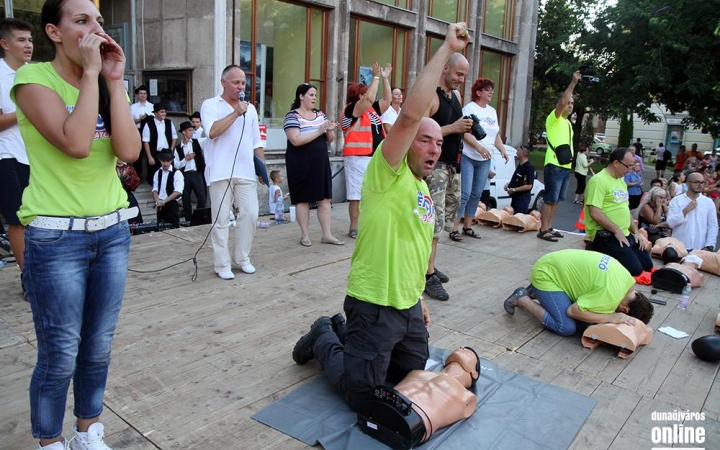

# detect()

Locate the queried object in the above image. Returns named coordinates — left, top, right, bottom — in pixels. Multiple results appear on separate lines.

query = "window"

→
left=372, top=0, right=411, bottom=8
left=240, top=0, right=328, bottom=130
left=427, top=0, right=468, bottom=23
left=480, top=50, right=512, bottom=133
left=483, top=0, right=515, bottom=40
left=349, top=18, right=408, bottom=94
left=142, top=70, right=193, bottom=115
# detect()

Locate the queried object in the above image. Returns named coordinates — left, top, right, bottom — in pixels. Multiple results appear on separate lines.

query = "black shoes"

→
left=434, top=269, right=449, bottom=283
left=425, top=274, right=449, bottom=301
left=504, top=287, right=528, bottom=315
left=292, top=316, right=333, bottom=365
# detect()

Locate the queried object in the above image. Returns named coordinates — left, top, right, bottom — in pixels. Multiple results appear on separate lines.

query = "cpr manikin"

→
left=501, top=210, right=542, bottom=233
left=357, top=347, right=480, bottom=449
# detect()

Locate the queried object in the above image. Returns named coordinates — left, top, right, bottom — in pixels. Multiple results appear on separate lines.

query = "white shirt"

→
left=268, top=185, right=283, bottom=214
left=380, top=106, right=400, bottom=126
left=192, top=127, right=204, bottom=140
left=0, top=59, right=27, bottom=163
left=142, top=118, right=177, bottom=150
left=667, top=193, right=718, bottom=250
left=152, top=166, right=184, bottom=202
left=200, top=95, right=262, bottom=184
left=130, top=101, right=154, bottom=129
left=461, top=102, right=500, bottom=162
left=174, top=138, right=198, bottom=172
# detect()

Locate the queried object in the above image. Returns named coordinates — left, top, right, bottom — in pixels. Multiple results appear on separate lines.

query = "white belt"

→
left=29, top=207, right=139, bottom=232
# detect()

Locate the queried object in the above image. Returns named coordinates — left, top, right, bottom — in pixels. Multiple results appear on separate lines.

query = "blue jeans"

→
left=24, top=221, right=131, bottom=439
left=458, top=156, right=491, bottom=219
left=543, top=164, right=571, bottom=204
left=533, top=287, right=577, bottom=336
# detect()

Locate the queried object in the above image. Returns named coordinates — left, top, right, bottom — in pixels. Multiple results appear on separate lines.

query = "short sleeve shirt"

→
left=346, top=144, right=435, bottom=309
left=531, top=249, right=635, bottom=313
left=508, top=160, right=535, bottom=194
left=584, top=169, right=631, bottom=241
left=544, top=110, right=573, bottom=169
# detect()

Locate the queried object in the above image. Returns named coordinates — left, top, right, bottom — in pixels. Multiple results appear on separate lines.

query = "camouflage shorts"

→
left=426, top=162, right=461, bottom=237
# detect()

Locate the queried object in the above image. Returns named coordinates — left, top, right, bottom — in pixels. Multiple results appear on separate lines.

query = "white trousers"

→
left=209, top=178, right=258, bottom=273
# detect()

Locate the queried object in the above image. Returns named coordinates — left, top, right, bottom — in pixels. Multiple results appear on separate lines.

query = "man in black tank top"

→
left=422, top=53, right=473, bottom=301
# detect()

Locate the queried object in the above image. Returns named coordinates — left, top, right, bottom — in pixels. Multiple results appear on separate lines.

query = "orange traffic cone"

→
left=575, top=206, right=586, bottom=232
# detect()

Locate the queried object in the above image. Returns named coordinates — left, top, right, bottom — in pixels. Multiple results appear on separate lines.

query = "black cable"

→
left=413, top=402, right=433, bottom=444
left=128, top=110, right=248, bottom=282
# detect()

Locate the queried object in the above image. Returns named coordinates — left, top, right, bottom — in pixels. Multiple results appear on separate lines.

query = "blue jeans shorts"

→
left=543, top=164, right=571, bottom=205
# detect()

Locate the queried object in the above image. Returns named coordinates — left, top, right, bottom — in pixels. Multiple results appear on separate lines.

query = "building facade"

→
left=603, top=104, right=718, bottom=157
left=2, top=0, right=538, bottom=150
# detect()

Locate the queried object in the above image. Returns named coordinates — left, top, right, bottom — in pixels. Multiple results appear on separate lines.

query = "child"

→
left=269, top=170, right=289, bottom=224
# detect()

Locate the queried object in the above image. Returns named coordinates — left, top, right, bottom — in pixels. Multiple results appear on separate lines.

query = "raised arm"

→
left=554, top=71, right=581, bottom=119
left=378, top=63, right=393, bottom=115
left=382, top=23, right=470, bottom=170
left=352, top=62, right=382, bottom=118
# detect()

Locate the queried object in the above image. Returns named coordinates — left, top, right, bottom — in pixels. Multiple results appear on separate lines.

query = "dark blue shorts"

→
left=0, top=158, right=30, bottom=225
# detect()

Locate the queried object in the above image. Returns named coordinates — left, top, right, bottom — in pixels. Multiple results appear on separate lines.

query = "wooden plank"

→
left=568, top=382, right=642, bottom=450
left=3, top=202, right=720, bottom=449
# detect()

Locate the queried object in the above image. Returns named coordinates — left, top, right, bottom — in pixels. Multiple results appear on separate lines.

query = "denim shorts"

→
left=543, top=164, right=571, bottom=204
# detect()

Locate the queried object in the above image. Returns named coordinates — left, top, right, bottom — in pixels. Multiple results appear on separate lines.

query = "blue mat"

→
left=253, top=348, right=596, bottom=450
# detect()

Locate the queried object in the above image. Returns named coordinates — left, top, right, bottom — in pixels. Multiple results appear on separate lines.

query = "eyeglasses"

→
left=687, top=180, right=707, bottom=185
left=617, top=161, right=635, bottom=169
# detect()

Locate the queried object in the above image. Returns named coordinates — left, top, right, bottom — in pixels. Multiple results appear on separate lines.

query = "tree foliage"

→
left=618, top=112, right=633, bottom=148
left=579, top=0, right=720, bottom=136
left=531, top=0, right=720, bottom=148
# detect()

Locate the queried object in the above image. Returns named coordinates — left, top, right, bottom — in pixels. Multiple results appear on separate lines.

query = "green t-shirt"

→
left=530, top=249, right=635, bottom=314
left=346, top=143, right=435, bottom=310
left=12, top=63, right=128, bottom=225
left=544, top=110, right=574, bottom=169
left=584, top=169, right=631, bottom=241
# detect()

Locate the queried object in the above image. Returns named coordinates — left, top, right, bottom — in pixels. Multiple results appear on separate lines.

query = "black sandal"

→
left=449, top=230, right=463, bottom=241
left=548, top=228, right=564, bottom=238
left=462, top=227, right=481, bottom=239
left=537, top=230, right=558, bottom=242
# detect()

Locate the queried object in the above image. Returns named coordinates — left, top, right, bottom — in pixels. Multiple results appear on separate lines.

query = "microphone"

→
left=237, top=91, right=246, bottom=116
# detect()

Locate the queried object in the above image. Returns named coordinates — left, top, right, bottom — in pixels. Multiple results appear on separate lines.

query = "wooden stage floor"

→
left=2, top=203, right=719, bottom=449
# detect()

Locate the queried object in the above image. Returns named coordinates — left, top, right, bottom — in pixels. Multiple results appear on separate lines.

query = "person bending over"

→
left=504, top=249, right=653, bottom=336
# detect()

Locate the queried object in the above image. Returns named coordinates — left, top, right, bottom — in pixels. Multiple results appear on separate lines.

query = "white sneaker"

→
left=217, top=270, right=235, bottom=280
left=69, top=423, right=112, bottom=450
left=38, top=439, right=68, bottom=450
left=240, top=263, right=256, bottom=274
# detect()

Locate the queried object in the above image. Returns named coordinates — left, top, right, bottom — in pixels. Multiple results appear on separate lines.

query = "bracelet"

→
left=373, top=76, right=380, bottom=80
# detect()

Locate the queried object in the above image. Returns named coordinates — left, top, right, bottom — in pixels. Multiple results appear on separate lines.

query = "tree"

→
left=579, top=0, right=720, bottom=137
left=618, top=112, right=633, bottom=148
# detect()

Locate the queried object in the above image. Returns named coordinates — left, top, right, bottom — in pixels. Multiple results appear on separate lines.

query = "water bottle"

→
left=256, top=221, right=270, bottom=229
left=678, top=283, right=691, bottom=310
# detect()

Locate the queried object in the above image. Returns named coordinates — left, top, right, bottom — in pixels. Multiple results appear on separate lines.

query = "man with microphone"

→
left=200, top=65, right=265, bottom=280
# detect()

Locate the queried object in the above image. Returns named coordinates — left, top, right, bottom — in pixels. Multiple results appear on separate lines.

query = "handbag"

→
left=546, top=121, right=573, bottom=165
left=117, top=164, right=141, bottom=191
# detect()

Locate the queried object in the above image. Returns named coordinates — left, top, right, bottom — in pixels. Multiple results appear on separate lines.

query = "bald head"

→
left=442, top=53, right=469, bottom=92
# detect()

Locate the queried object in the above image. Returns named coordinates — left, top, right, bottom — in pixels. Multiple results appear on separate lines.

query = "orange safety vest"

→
left=342, top=105, right=384, bottom=156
